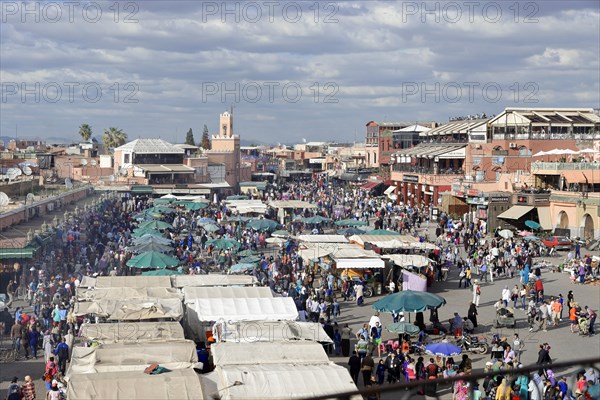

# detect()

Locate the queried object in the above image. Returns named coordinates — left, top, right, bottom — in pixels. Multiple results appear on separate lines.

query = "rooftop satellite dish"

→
left=109, top=175, right=115, bottom=182
left=22, top=166, right=32, bottom=175
left=6, top=168, right=19, bottom=181
left=26, top=193, right=35, bottom=204
left=119, top=167, right=128, bottom=176
left=81, top=159, right=88, bottom=166
left=0, top=192, right=9, bottom=207
left=65, top=178, right=73, bottom=189
left=90, top=160, right=97, bottom=166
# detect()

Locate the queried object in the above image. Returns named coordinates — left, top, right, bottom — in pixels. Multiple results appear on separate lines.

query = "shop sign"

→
left=403, top=175, right=419, bottom=183
left=467, top=189, right=481, bottom=197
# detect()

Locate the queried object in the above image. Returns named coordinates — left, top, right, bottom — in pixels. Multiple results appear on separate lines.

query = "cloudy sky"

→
left=1, top=1, right=599, bottom=144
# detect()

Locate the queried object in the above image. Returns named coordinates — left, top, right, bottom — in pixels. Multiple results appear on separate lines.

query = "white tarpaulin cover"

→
left=295, top=235, right=348, bottom=243
left=214, top=321, right=332, bottom=343
left=269, top=200, right=317, bottom=209
left=335, top=258, right=385, bottom=269
left=74, top=298, right=183, bottom=321
left=402, top=270, right=427, bottom=292
left=183, top=286, right=272, bottom=303
left=79, top=276, right=97, bottom=288
left=190, top=297, right=298, bottom=322
left=95, top=276, right=172, bottom=288
left=298, top=243, right=378, bottom=262
left=66, top=340, right=198, bottom=377
left=349, top=234, right=418, bottom=246
left=76, top=287, right=182, bottom=302
left=213, top=364, right=359, bottom=400
left=211, top=341, right=329, bottom=366
left=383, top=254, right=435, bottom=268
left=79, top=322, right=185, bottom=343
left=67, top=369, right=204, bottom=400
left=172, top=275, right=258, bottom=288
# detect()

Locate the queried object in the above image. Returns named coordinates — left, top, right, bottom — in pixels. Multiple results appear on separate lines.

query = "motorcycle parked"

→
left=456, top=334, right=489, bottom=354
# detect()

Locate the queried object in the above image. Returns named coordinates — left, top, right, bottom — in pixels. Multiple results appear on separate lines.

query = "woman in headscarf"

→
left=43, top=330, right=53, bottom=361
left=495, top=378, right=512, bottom=400
left=515, top=372, right=529, bottom=400
left=528, top=373, right=544, bottom=400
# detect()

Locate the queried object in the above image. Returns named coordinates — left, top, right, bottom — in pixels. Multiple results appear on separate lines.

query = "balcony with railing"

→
left=492, top=131, right=600, bottom=141
left=392, top=164, right=464, bottom=175
left=532, top=161, right=600, bottom=171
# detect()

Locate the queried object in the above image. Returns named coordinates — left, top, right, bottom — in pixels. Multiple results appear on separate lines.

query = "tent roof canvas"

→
left=183, top=286, right=272, bottom=302
left=190, top=297, right=298, bottom=322
left=172, top=274, right=258, bottom=288
left=78, top=322, right=185, bottom=343
left=95, top=276, right=172, bottom=288
left=214, top=321, right=332, bottom=344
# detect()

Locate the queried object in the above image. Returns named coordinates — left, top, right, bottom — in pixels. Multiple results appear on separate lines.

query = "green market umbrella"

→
left=132, top=211, right=158, bottom=221
left=152, top=198, right=175, bottom=205
left=126, top=251, right=180, bottom=269
left=141, top=269, right=182, bottom=276
left=132, top=227, right=164, bottom=237
left=138, top=220, right=173, bottom=231
left=247, top=219, right=279, bottom=231
left=386, top=322, right=420, bottom=336
left=236, top=249, right=257, bottom=257
left=302, top=215, right=332, bottom=224
left=226, top=215, right=251, bottom=223
left=372, top=290, right=446, bottom=313
left=523, top=235, right=541, bottom=241
left=175, top=201, right=208, bottom=211
left=202, top=223, right=221, bottom=233
left=133, top=234, right=173, bottom=246
left=367, top=229, right=400, bottom=236
left=229, top=263, right=255, bottom=274
left=271, top=230, right=290, bottom=238
left=335, top=219, right=368, bottom=227
left=127, top=242, right=173, bottom=253
left=206, top=238, right=241, bottom=251
left=239, top=255, right=261, bottom=264
left=145, top=206, right=176, bottom=214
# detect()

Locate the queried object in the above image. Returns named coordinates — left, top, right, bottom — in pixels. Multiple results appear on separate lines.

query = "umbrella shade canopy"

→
left=523, top=235, right=541, bottom=241
left=227, top=215, right=251, bottom=223
left=247, top=219, right=279, bottom=231
left=197, top=217, right=217, bottom=224
left=386, top=322, right=420, bottom=335
left=498, top=229, right=514, bottom=239
left=138, top=220, right=173, bottom=231
left=367, top=229, right=400, bottom=236
left=579, top=148, right=599, bottom=154
left=126, top=251, right=180, bottom=269
left=271, top=230, right=290, bottom=238
left=202, top=223, right=221, bottom=233
left=236, top=249, right=257, bottom=257
left=132, top=228, right=164, bottom=237
left=239, top=255, right=261, bottom=264
left=335, top=219, right=369, bottom=227
left=302, top=215, right=332, bottom=224
left=141, top=269, right=182, bottom=276
left=132, top=211, right=158, bottom=221
left=518, top=231, right=533, bottom=237
left=229, top=263, right=255, bottom=274
left=372, top=290, right=446, bottom=313
left=532, top=150, right=547, bottom=157
left=206, top=238, right=241, bottom=251
left=425, top=343, right=462, bottom=357
left=127, top=242, right=173, bottom=254
left=175, top=201, right=207, bottom=210
left=525, top=220, right=541, bottom=230
left=133, top=234, right=173, bottom=246
left=145, top=206, right=176, bottom=214
left=337, top=227, right=367, bottom=235
left=227, top=195, right=249, bottom=200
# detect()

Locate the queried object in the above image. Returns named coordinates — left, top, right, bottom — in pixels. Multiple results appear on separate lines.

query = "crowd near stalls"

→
left=0, top=176, right=598, bottom=399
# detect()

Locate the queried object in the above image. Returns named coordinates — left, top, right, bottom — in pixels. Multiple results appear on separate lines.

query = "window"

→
left=374, top=153, right=377, bottom=164
left=124, top=153, right=130, bottom=163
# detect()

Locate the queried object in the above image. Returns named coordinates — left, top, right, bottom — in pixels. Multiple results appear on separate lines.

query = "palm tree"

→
left=78, top=123, right=92, bottom=142
left=102, top=127, right=128, bottom=153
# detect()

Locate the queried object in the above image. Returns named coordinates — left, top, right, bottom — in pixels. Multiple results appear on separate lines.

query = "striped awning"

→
left=0, top=247, right=36, bottom=259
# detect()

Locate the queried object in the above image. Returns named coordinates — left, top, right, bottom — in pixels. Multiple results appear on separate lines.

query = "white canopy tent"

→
left=383, top=254, right=435, bottom=268
left=183, top=286, right=272, bottom=303
left=74, top=298, right=183, bottom=321
left=190, top=297, right=298, bottom=323
left=172, top=275, right=258, bottom=288
left=78, top=322, right=185, bottom=344
left=335, top=258, right=385, bottom=269
left=295, top=235, right=348, bottom=243
left=207, top=364, right=359, bottom=400
left=66, top=340, right=198, bottom=377
left=213, top=321, right=332, bottom=344
left=211, top=342, right=330, bottom=366
left=78, top=276, right=97, bottom=288
left=67, top=369, right=204, bottom=400
left=76, top=287, right=182, bottom=302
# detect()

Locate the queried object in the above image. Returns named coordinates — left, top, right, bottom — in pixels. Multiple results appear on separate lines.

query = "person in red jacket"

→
left=534, top=279, right=544, bottom=303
